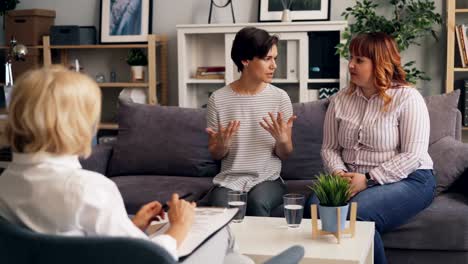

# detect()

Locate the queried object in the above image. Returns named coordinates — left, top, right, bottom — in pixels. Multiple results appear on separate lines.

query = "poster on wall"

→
left=258, top=0, right=330, bottom=22
left=100, top=0, right=152, bottom=43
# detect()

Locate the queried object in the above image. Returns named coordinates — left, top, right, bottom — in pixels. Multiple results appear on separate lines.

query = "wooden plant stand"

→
left=311, top=202, right=358, bottom=244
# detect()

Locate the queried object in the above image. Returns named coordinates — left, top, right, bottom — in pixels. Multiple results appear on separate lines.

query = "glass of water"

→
left=283, top=193, right=305, bottom=228
left=228, top=191, right=247, bottom=223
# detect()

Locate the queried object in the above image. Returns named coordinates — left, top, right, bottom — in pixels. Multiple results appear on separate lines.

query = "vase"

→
left=281, top=9, right=292, bottom=22
left=119, top=88, right=147, bottom=104
left=131, top=65, right=145, bottom=81
left=318, top=204, right=349, bottom=232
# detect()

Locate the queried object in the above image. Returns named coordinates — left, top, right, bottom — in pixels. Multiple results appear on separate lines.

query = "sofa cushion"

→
left=429, top=136, right=468, bottom=195
left=424, top=90, right=460, bottom=144
left=108, top=102, right=219, bottom=177
left=111, top=175, right=213, bottom=214
left=79, top=143, right=113, bottom=175
left=382, top=192, right=468, bottom=251
left=281, top=99, right=328, bottom=180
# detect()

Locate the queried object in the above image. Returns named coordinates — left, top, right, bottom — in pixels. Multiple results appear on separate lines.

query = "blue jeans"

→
left=306, top=169, right=436, bottom=264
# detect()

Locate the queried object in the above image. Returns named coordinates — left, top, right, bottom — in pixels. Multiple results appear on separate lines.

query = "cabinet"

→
left=41, top=34, right=168, bottom=129
left=445, top=0, right=468, bottom=138
left=177, top=22, right=348, bottom=108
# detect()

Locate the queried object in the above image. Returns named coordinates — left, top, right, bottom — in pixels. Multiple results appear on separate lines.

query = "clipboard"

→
left=148, top=207, right=238, bottom=260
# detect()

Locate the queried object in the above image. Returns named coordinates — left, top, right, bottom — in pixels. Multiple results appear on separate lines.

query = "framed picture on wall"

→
left=100, top=0, right=152, bottom=43
left=258, top=0, right=330, bottom=22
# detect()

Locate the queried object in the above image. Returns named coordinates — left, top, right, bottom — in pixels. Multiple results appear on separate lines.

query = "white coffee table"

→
left=229, top=216, right=374, bottom=264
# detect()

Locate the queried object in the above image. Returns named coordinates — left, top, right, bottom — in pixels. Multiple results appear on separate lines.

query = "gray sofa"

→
left=82, top=91, right=468, bottom=264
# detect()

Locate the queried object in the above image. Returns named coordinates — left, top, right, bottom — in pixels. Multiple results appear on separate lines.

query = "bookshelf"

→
left=177, top=22, right=348, bottom=108
left=446, top=0, right=468, bottom=141
left=42, top=34, right=168, bottom=129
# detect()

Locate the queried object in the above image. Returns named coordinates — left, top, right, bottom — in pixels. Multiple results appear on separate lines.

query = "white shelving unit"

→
left=177, top=22, right=348, bottom=108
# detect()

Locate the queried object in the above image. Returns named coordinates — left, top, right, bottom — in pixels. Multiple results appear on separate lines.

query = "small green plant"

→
left=308, top=173, right=351, bottom=207
left=126, top=49, right=147, bottom=66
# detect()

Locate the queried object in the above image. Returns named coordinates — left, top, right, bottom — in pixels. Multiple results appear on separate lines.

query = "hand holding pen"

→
left=162, top=192, right=193, bottom=211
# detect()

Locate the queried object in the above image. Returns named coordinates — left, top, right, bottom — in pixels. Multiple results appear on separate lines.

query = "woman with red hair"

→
left=309, top=32, right=435, bottom=264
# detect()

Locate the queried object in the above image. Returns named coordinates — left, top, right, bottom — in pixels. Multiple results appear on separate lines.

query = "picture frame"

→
left=100, top=0, right=152, bottom=44
left=258, top=0, right=330, bottom=22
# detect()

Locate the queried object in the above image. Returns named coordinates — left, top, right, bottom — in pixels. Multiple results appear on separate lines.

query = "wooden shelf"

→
left=0, top=45, right=43, bottom=49
left=454, top=68, right=468, bottom=72
left=463, top=127, right=468, bottom=131
left=98, top=82, right=149, bottom=88
left=455, top=9, right=468, bottom=13
left=307, top=78, right=340, bottom=83
left=50, top=44, right=148, bottom=49
left=99, top=123, right=118, bottom=130
left=187, top=78, right=224, bottom=84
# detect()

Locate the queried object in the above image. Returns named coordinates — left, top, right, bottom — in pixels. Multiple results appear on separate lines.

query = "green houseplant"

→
left=309, top=173, right=352, bottom=232
left=126, top=48, right=147, bottom=81
left=336, top=0, right=442, bottom=84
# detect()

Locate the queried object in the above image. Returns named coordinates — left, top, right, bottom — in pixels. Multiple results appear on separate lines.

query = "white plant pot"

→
left=281, top=9, right=292, bottom=22
left=131, top=66, right=145, bottom=81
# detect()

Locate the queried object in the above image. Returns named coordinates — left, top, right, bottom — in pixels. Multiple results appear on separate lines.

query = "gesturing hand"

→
left=132, top=201, right=165, bottom=231
left=259, top=112, right=297, bottom=144
left=340, top=172, right=367, bottom=197
left=206, top=120, right=240, bottom=158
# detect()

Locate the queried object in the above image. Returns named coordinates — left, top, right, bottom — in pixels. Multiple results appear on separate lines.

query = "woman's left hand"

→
left=340, top=172, right=367, bottom=197
left=260, top=112, right=297, bottom=143
left=132, top=201, right=165, bottom=231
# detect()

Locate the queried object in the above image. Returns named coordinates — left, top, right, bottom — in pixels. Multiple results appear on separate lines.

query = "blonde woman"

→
left=0, top=66, right=251, bottom=264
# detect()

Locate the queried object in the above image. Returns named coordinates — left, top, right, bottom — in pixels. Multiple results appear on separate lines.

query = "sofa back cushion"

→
left=107, top=102, right=219, bottom=177
left=280, top=99, right=328, bottom=180
left=424, top=90, right=461, bottom=144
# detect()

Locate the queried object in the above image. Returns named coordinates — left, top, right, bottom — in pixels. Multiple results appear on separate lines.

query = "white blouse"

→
left=0, top=152, right=177, bottom=260
left=321, top=85, right=433, bottom=184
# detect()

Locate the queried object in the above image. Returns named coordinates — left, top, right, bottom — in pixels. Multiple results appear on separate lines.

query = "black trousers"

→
left=208, top=179, right=286, bottom=216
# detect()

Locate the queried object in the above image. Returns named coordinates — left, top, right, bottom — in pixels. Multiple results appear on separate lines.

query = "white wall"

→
left=5, top=0, right=445, bottom=105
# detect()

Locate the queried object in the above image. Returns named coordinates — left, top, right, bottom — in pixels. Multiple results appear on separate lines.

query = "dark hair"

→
left=231, top=27, right=279, bottom=72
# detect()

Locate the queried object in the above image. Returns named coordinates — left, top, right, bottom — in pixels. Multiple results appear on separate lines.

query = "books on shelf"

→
left=195, top=66, right=225, bottom=80
left=455, top=24, right=468, bottom=68
left=463, top=80, right=468, bottom=126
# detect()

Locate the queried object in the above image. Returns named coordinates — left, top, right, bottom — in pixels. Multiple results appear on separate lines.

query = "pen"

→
left=162, top=192, right=193, bottom=211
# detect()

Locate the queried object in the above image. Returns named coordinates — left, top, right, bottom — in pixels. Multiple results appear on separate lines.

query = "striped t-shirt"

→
left=321, top=85, right=433, bottom=184
left=207, top=84, right=293, bottom=192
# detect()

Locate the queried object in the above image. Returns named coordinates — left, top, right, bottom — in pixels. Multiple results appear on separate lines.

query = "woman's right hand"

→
left=165, top=193, right=196, bottom=247
left=206, top=120, right=240, bottom=160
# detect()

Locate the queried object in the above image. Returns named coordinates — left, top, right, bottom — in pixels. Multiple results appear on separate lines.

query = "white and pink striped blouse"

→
left=321, top=85, right=433, bottom=185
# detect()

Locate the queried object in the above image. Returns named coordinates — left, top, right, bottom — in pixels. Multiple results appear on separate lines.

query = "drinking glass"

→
left=283, top=193, right=305, bottom=228
left=228, top=191, right=247, bottom=223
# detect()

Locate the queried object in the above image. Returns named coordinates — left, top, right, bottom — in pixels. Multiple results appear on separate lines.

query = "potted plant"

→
left=309, top=173, right=352, bottom=232
left=126, top=48, right=148, bottom=81
left=336, top=0, right=442, bottom=84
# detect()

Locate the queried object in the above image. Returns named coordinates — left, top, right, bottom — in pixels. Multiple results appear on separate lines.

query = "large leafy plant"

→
left=336, top=0, right=442, bottom=84
left=309, top=173, right=351, bottom=207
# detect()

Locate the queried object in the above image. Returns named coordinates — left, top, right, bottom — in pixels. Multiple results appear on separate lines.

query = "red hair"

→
left=348, top=32, right=410, bottom=110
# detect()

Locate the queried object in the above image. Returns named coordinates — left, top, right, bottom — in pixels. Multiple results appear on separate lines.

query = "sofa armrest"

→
left=79, top=144, right=113, bottom=175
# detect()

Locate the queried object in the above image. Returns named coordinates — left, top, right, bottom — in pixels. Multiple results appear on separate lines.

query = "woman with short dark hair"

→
left=206, top=27, right=297, bottom=216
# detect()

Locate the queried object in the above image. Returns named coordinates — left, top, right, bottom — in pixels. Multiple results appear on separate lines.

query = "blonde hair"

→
left=6, top=65, right=101, bottom=157
left=348, top=32, right=410, bottom=111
